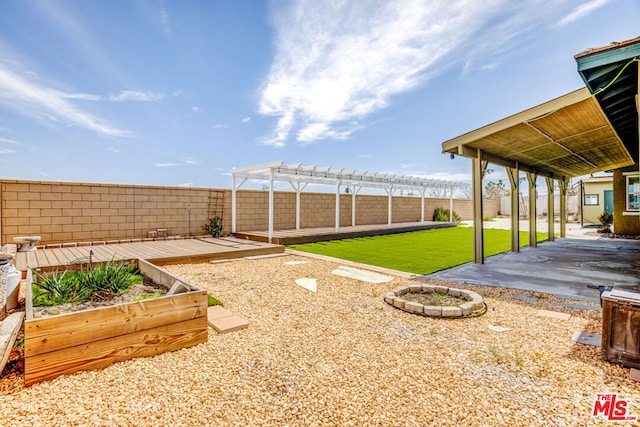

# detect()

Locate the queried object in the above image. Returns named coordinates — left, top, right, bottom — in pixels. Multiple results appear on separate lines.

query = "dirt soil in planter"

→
left=32, top=276, right=167, bottom=318
left=402, top=292, right=469, bottom=306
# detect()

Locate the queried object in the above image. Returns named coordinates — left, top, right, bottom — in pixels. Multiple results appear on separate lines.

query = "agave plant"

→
left=31, top=269, right=88, bottom=306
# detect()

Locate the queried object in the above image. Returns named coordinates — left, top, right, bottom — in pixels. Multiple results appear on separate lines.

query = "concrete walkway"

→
left=429, top=220, right=640, bottom=301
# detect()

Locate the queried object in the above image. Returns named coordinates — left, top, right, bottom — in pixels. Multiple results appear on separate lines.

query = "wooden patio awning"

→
left=441, top=87, right=634, bottom=180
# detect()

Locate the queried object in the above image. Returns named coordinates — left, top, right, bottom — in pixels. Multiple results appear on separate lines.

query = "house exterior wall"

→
left=0, top=179, right=499, bottom=245
left=613, top=166, right=640, bottom=235
left=581, top=180, right=613, bottom=226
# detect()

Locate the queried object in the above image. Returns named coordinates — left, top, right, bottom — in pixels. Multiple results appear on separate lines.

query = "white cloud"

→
left=481, top=63, right=498, bottom=71
left=242, top=117, right=251, bottom=123
left=154, top=159, right=199, bottom=167
left=212, top=123, right=228, bottom=129
left=0, top=148, right=16, bottom=155
left=259, top=0, right=576, bottom=147
left=109, top=90, right=165, bottom=102
left=0, top=136, right=20, bottom=145
left=60, top=92, right=102, bottom=101
left=558, top=0, right=611, bottom=26
left=358, top=154, right=372, bottom=159
left=0, top=60, right=132, bottom=137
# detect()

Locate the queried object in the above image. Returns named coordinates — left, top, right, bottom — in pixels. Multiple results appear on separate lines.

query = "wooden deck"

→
left=235, top=221, right=456, bottom=245
left=16, top=237, right=284, bottom=272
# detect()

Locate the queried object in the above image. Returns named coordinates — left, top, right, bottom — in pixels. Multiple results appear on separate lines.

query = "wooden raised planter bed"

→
left=24, top=259, right=208, bottom=386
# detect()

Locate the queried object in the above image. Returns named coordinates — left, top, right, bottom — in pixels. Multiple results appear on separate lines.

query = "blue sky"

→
left=0, top=0, right=639, bottom=190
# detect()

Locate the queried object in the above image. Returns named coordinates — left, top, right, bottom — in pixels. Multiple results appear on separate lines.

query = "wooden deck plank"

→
left=235, top=221, right=457, bottom=245
left=15, top=237, right=285, bottom=272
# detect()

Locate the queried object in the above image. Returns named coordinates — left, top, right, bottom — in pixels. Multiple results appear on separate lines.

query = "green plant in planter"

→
left=32, top=269, right=88, bottom=306
left=204, top=216, right=223, bottom=237
left=32, top=259, right=143, bottom=306
left=597, top=211, right=614, bottom=233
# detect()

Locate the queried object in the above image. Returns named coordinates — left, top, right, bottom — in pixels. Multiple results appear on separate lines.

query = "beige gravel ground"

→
left=1, top=253, right=638, bottom=426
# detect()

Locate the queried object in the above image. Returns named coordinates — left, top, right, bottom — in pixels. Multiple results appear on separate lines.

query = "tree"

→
left=484, top=179, right=509, bottom=198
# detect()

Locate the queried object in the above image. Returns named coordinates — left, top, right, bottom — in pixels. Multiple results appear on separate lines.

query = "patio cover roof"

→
left=441, top=87, right=634, bottom=180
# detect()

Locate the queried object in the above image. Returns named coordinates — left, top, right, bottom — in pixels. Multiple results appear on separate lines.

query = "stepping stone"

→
left=488, top=324, right=511, bottom=332
left=295, top=278, right=317, bottom=293
left=331, top=266, right=393, bottom=284
left=207, top=306, right=249, bottom=334
left=284, top=261, right=310, bottom=265
left=513, top=294, right=539, bottom=303
left=571, top=331, right=601, bottom=347
left=549, top=302, right=601, bottom=311
left=536, top=309, right=571, bottom=320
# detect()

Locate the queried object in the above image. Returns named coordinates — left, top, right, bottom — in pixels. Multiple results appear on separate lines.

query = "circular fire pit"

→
left=384, top=284, right=486, bottom=318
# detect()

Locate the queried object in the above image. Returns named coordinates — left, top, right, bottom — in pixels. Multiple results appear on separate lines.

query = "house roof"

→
left=441, top=35, right=640, bottom=180
left=575, top=36, right=640, bottom=163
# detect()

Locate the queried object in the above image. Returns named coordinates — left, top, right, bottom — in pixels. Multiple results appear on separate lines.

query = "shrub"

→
left=204, top=216, right=223, bottom=237
left=433, top=207, right=461, bottom=223
left=597, top=211, right=614, bottom=233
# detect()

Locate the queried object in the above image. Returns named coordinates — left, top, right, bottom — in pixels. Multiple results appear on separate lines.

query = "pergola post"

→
left=387, top=186, right=394, bottom=227
left=289, top=181, right=308, bottom=230
left=296, top=185, right=301, bottom=230
left=526, top=172, right=537, bottom=247
left=335, top=180, right=341, bottom=231
left=559, top=179, right=568, bottom=238
left=231, top=175, right=236, bottom=234
left=545, top=177, right=555, bottom=242
left=506, top=164, right=519, bottom=252
left=351, top=186, right=358, bottom=227
left=449, top=188, right=454, bottom=222
left=268, top=170, right=274, bottom=243
left=420, top=189, right=426, bottom=223
left=472, top=149, right=484, bottom=264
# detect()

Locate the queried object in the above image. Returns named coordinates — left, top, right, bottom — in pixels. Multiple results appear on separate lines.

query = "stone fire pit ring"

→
left=384, top=284, right=486, bottom=318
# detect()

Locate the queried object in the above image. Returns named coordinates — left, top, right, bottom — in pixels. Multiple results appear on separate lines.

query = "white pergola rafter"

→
left=231, top=161, right=470, bottom=243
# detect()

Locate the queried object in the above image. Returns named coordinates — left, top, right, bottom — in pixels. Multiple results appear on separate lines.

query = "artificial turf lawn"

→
left=287, top=226, right=549, bottom=275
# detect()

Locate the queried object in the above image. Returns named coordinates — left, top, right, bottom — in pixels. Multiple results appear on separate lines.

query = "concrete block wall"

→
left=0, top=179, right=500, bottom=245
left=0, top=180, right=223, bottom=245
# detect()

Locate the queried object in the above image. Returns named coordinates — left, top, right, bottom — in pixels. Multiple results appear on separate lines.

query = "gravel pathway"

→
left=1, top=253, right=638, bottom=426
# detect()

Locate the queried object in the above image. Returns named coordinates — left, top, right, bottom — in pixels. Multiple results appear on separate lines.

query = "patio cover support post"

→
left=545, top=177, right=555, bottom=242
left=335, top=180, right=341, bottom=231
left=268, top=170, right=274, bottom=243
left=420, top=189, right=426, bottom=223
left=231, top=175, right=247, bottom=234
left=526, top=172, right=537, bottom=248
left=506, top=165, right=519, bottom=252
left=472, top=149, right=484, bottom=264
left=559, top=179, right=567, bottom=238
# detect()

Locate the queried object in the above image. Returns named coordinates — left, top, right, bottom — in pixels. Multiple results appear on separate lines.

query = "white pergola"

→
left=231, top=161, right=470, bottom=243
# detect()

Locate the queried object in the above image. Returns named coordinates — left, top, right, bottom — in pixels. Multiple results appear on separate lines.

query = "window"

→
left=627, top=175, right=640, bottom=211
left=584, top=194, right=599, bottom=205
